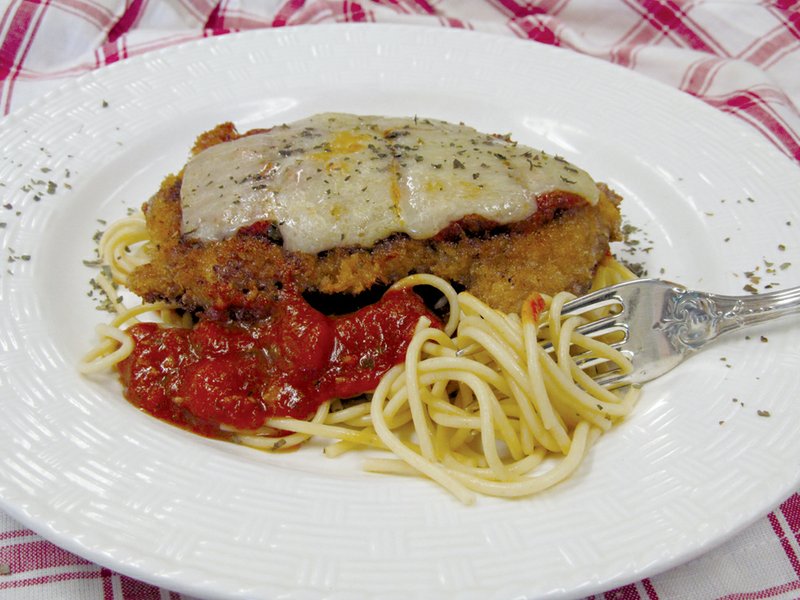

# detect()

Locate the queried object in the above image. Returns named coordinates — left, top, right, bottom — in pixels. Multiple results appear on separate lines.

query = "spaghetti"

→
left=81, top=212, right=639, bottom=504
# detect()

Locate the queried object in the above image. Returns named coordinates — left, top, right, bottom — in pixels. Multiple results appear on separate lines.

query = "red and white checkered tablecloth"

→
left=1, top=1, right=799, bottom=599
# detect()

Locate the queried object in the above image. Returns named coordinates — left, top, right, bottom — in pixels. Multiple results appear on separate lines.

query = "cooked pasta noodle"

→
left=82, top=212, right=639, bottom=503
left=98, top=212, right=150, bottom=283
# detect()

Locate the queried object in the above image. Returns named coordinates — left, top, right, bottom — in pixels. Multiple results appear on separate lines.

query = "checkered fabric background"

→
left=1, top=1, right=799, bottom=599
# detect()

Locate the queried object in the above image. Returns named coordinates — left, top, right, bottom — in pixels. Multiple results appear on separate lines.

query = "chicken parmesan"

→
left=82, top=113, right=637, bottom=501
left=129, top=113, right=621, bottom=317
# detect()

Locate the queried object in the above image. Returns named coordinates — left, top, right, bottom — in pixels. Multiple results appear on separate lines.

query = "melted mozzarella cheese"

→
left=181, top=113, right=599, bottom=254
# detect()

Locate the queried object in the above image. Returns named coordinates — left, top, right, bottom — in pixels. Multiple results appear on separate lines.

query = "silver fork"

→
left=555, top=279, right=800, bottom=388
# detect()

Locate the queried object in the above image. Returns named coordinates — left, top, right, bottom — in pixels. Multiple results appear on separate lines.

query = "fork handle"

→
left=673, top=285, right=800, bottom=348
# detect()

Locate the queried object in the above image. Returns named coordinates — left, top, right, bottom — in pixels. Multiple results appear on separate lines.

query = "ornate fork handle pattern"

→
left=656, top=286, right=800, bottom=353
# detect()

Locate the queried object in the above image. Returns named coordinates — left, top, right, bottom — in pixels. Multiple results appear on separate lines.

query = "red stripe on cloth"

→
left=740, top=25, right=800, bottom=68
left=761, top=36, right=799, bottom=71
left=1, top=0, right=50, bottom=113
left=343, top=1, right=370, bottom=23
left=271, top=0, right=306, bottom=27
left=380, top=0, right=438, bottom=15
left=0, top=559, right=170, bottom=600
left=779, top=5, right=800, bottom=37
left=608, top=16, right=662, bottom=68
left=780, top=493, right=800, bottom=539
left=204, top=0, right=223, bottom=29
left=370, top=0, right=410, bottom=15
left=769, top=510, right=800, bottom=578
left=58, top=0, right=116, bottom=30
left=102, top=567, right=114, bottom=600
left=438, top=15, right=470, bottom=29
left=627, top=0, right=722, bottom=54
left=0, top=539, right=92, bottom=572
left=642, top=578, right=660, bottom=600
left=0, top=529, right=35, bottom=541
left=107, top=0, right=148, bottom=44
left=211, top=9, right=270, bottom=28
left=603, top=582, right=643, bottom=599
left=679, top=56, right=725, bottom=97
left=488, top=0, right=545, bottom=18
left=119, top=572, right=167, bottom=600
left=407, top=0, right=437, bottom=14
left=0, top=568, right=105, bottom=590
left=0, top=1, right=38, bottom=84
left=702, top=89, right=800, bottom=163
left=204, top=25, right=233, bottom=36
left=509, top=16, right=560, bottom=46
left=98, top=40, right=120, bottom=65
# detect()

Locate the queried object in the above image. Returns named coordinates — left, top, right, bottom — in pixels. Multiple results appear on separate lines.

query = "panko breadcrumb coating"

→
left=129, top=122, right=621, bottom=318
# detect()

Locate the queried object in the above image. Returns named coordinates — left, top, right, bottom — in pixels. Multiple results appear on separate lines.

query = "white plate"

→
left=2, top=25, right=800, bottom=600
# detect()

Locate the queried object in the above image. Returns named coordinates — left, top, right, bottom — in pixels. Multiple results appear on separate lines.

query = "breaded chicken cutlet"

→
left=129, top=113, right=621, bottom=318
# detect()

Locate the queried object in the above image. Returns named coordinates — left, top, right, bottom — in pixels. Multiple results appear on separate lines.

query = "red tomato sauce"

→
left=526, top=294, right=547, bottom=322
left=117, top=287, right=440, bottom=439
